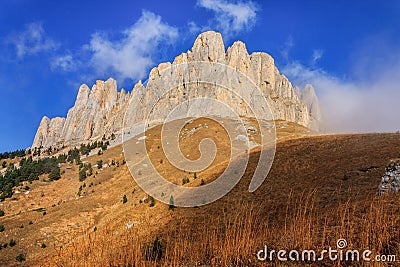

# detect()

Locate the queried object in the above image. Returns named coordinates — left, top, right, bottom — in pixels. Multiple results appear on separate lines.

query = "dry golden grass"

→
left=1, top=123, right=399, bottom=266
left=40, top=189, right=399, bottom=267
left=42, top=132, right=400, bottom=266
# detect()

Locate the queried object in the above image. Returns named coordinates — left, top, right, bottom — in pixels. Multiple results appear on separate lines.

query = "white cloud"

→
left=7, top=22, right=59, bottom=58
left=311, top=49, right=323, bottom=64
left=197, top=0, right=258, bottom=38
left=283, top=62, right=400, bottom=133
left=50, top=54, right=76, bottom=72
left=280, top=35, right=294, bottom=61
left=86, top=10, right=178, bottom=82
left=188, top=21, right=201, bottom=35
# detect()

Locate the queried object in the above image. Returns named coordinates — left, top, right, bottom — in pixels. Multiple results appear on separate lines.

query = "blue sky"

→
left=0, top=0, right=399, bottom=152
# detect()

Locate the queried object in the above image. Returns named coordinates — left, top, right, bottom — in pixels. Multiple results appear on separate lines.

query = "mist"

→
left=283, top=53, right=400, bottom=133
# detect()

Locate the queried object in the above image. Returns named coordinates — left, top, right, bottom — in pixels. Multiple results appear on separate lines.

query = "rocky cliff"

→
left=32, top=31, right=321, bottom=149
left=299, top=84, right=321, bottom=131
left=33, top=79, right=130, bottom=148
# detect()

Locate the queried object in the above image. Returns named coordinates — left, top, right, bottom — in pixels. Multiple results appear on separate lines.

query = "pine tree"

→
left=97, top=160, right=103, bottom=169
left=169, top=196, right=175, bottom=210
left=48, top=167, right=61, bottom=181
left=79, top=169, right=87, bottom=182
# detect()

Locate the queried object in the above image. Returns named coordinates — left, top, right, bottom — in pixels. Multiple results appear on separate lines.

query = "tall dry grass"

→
left=41, top=191, right=399, bottom=266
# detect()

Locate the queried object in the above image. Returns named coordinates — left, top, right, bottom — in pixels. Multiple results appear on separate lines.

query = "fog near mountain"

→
left=284, top=59, right=400, bottom=133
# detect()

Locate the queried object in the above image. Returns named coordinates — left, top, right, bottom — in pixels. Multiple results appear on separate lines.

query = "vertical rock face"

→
left=32, top=30, right=321, bottom=149
left=60, top=78, right=130, bottom=144
left=32, top=78, right=130, bottom=148
left=33, top=117, right=66, bottom=148
left=32, top=116, right=51, bottom=148
left=300, top=84, right=322, bottom=131
left=124, top=31, right=314, bottom=130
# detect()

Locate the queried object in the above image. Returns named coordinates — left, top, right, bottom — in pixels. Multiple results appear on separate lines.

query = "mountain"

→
left=32, top=31, right=321, bottom=149
left=33, top=79, right=130, bottom=148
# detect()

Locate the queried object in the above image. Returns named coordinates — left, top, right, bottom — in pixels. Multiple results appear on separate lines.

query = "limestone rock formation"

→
left=300, top=84, right=322, bottom=131
left=32, top=78, right=130, bottom=148
left=32, top=30, right=321, bottom=149
left=124, top=31, right=316, bottom=133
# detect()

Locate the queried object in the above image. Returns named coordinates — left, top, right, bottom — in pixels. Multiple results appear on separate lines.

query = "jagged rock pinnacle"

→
left=32, top=31, right=321, bottom=148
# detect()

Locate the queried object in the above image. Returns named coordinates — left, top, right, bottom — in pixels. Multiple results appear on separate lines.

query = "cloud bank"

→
left=196, top=0, right=258, bottom=38
left=283, top=62, right=400, bottom=133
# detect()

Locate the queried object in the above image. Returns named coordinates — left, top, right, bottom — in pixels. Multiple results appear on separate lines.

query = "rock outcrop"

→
left=32, top=30, right=321, bottom=149
left=33, top=78, right=130, bottom=148
left=300, top=84, right=322, bottom=131
left=377, top=160, right=400, bottom=196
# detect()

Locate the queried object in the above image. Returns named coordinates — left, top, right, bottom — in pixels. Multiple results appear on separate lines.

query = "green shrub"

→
left=79, top=169, right=87, bottom=182
left=122, top=194, right=127, bottom=204
left=0, top=224, right=4, bottom=232
left=9, top=239, right=16, bottom=247
left=0, top=209, right=4, bottom=216
left=48, top=167, right=61, bottom=181
left=97, top=160, right=103, bottom=169
left=149, top=197, right=155, bottom=207
left=16, top=253, right=25, bottom=262
left=87, top=167, right=93, bottom=176
left=169, top=196, right=175, bottom=210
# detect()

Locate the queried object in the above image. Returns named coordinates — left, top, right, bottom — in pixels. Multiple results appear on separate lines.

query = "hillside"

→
left=0, top=122, right=399, bottom=266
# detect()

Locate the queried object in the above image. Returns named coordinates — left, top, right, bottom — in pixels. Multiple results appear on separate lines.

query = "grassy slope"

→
left=0, top=122, right=399, bottom=266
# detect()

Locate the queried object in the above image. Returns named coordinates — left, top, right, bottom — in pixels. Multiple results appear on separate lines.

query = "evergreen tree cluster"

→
left=0, top=137, right=111, bottom=201
left=0, top=156, right=62, bottom=200
left=0, top=149, right=26, bottom=160
left=78, top=140, right=110, bottom=157
left=79, top=162, right=93, bottom=182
